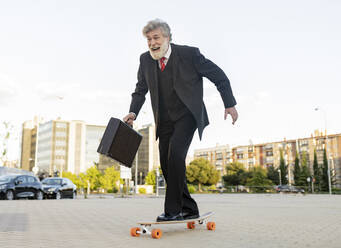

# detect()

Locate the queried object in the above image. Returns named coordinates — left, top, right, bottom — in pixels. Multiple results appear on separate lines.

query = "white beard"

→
left=149, top=41, right=169, bottom=60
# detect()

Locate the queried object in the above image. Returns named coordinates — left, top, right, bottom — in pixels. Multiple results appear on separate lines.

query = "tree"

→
left=299, top=164, right=311, bottom=187
left=297, top=151, right=310, bottom=186
left=86, top=165, right=102, bottom=191
left=293, top=153, right=301, bottom=186
left=145, top=168, right=162, bottom=192
left=61, top=171, right=78, bottom=185
left=100, top=166, right=120, bottom=192
left=222, top=162, right=251, bottom=186
left=246, top=166, right=273, bottom=192
left=321, top=149, right=329, bottom=191
left=186, top=158, right=220, bottom=192
left=0, top=122, right=13, bottom=165
left=312, top=150, right=321, bottom=191
left=145, top=170, right=156, bottom=186
left=279, top=149, right=288, bottom=185
left=78, top=173, right=89, bottom=189
left=267, top=166, right=279, bottom=185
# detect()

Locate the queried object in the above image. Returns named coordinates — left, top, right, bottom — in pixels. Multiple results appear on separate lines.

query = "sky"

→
left=0, top=0, right=340, bottom=161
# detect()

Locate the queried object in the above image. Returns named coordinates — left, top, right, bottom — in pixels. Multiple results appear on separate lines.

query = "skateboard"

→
left=130, top=212, right=215, bottom=239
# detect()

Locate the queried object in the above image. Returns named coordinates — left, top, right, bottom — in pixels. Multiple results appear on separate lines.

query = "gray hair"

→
left=142, top=19, right=172, bottom=41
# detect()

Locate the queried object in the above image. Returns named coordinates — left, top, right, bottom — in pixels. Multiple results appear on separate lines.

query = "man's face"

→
left=146, top=28, right=169, bottom=60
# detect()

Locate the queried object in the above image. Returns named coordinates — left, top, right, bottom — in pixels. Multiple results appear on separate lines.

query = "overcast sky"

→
left=1, top=0, right=340, bottom=160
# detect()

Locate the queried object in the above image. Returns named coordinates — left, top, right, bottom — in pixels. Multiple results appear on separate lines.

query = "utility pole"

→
left=156, top=168, right=159, bottom=197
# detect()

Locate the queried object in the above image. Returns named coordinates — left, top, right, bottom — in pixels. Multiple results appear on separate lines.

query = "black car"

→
left=276, top=185, right=305, bottom=193
left=41, top=177, right=77, bottom=199
left=0, top=174, right=44, bottom=200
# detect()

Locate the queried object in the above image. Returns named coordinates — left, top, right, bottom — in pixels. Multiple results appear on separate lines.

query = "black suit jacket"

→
left=129, top=43, right=236, bottom=140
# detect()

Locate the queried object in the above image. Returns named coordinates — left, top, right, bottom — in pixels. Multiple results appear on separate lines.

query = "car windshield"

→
left=0, top=175, right=15, bottom=183
left=42, top=179, right=62, bottom=185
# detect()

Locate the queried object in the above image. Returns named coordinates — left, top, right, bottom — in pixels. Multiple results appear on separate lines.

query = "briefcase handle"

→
left=124, top=120, right=133, bottom=128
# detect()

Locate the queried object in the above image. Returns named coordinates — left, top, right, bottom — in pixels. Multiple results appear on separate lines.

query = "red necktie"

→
left=160, top=57, right=166, bottom=72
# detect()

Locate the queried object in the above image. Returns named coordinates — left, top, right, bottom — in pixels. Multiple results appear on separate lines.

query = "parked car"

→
left=0, top=174, right=44, bottom=200
left=276, top=185, right=305, bottom=193
left=41, top=177, right=77, bottom=199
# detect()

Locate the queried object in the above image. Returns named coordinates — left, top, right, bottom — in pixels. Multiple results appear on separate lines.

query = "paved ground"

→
left=0, top=193, right=341, bottom=248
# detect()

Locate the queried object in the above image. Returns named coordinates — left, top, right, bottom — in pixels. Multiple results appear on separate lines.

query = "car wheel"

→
left=6, top=190, right=14, bottom=200
left=36, top=191, right=43, bottom=200
left=72, top=191, right=77, bottom=199
left=56, top=191, right=61, bottom=200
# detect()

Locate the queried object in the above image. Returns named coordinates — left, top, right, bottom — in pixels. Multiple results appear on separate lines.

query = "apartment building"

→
left=193, top=131, right=341, bottom=188
left=194, top=144, right=232, bottom=175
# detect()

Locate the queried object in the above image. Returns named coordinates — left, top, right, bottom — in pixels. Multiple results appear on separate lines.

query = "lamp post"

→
left=156, top=168, right=159, bottom=197
left=135, top=152, right=138, bottom=194
left=307, top=177, right=311, bottom=193
left=315, top=107, right=332, bottom=195
left=278, top=169, right=282, bottom=186
left=132, top=111, right=146, bottom=195
left=311, top=176, right=315, bottom=193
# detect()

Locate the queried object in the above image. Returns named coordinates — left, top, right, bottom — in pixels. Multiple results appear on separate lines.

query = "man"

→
left=123, top=19, right=238, bottom=222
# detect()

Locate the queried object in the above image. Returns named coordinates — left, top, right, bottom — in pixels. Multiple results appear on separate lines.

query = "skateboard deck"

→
left=130, top=212, right=215, bottom=239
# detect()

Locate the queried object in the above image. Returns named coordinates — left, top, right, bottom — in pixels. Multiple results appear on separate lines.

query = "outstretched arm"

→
left=193, top=48, right=238, bottom=124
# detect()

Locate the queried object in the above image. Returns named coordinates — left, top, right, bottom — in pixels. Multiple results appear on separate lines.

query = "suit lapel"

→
left=147, top=55, right=158, bottom=95
left=147, top=54, right=159, bottom=111
left=170, top=44, right=179, bottom=85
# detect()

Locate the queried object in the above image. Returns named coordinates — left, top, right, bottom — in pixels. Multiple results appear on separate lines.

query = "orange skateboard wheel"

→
left=151, top=229, right=162, bottom=239
left=187, top=222, right=195, bottom=229
left=130, top=227, right=141, bottom=237
left=206, top=222, right=216, bottom=230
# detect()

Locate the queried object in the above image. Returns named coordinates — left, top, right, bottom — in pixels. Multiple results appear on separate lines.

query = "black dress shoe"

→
left=156, top=213, right=166, bottom=221
left=182, top=211, right=199, bottom=220
left=156, top=213, right=184, bottom=222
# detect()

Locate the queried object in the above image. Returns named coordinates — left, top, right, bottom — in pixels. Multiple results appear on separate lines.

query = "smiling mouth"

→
left=151, top=47, right=160, bottom=51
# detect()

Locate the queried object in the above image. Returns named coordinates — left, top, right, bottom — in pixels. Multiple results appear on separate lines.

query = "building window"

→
left=266, top=151, right=273, bottom=156
left=216, top=153, right=223, bottom=160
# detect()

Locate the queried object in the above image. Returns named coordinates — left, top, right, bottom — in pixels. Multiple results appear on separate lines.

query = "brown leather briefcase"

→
left=97, top=117, right=143, bottom=168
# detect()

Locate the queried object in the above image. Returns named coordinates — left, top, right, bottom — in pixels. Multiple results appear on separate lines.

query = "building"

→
left=193, top=144, right=232, bottom=175
left=131, top=123, right=159, bottom=184
left=20, top=117, right=42, bottom=172
left=21, top=118, right=160, bottom=183
left=193, top=131, right=341, bottom=188
left=21, top=118, right=108, bottom=176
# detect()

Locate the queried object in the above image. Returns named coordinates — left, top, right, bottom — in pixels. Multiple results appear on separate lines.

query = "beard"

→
left=149, top=40, right=169, bottom=60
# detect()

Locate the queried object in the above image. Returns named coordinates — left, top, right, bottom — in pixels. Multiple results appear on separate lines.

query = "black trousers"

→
left=158, top=113, right=199, bottom=215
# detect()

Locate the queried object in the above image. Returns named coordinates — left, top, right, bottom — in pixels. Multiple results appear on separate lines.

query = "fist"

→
left=123, top=113, right=135, bottom=127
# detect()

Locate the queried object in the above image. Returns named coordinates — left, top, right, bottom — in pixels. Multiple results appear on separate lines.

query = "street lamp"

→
left=278, top=169, right=282, bottom=186
left=132, top=111, right=146, bottom=195
left=135, top=152, right=138, bottom=194
left=307, top=177, right=311, bottom=193
left=315, top=107, right=332, bottom=195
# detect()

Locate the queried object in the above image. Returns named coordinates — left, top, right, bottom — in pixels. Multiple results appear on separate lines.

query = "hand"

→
left=224, top=106, right=238, bottom=125
left=123, top=113, right=135, bottom=127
